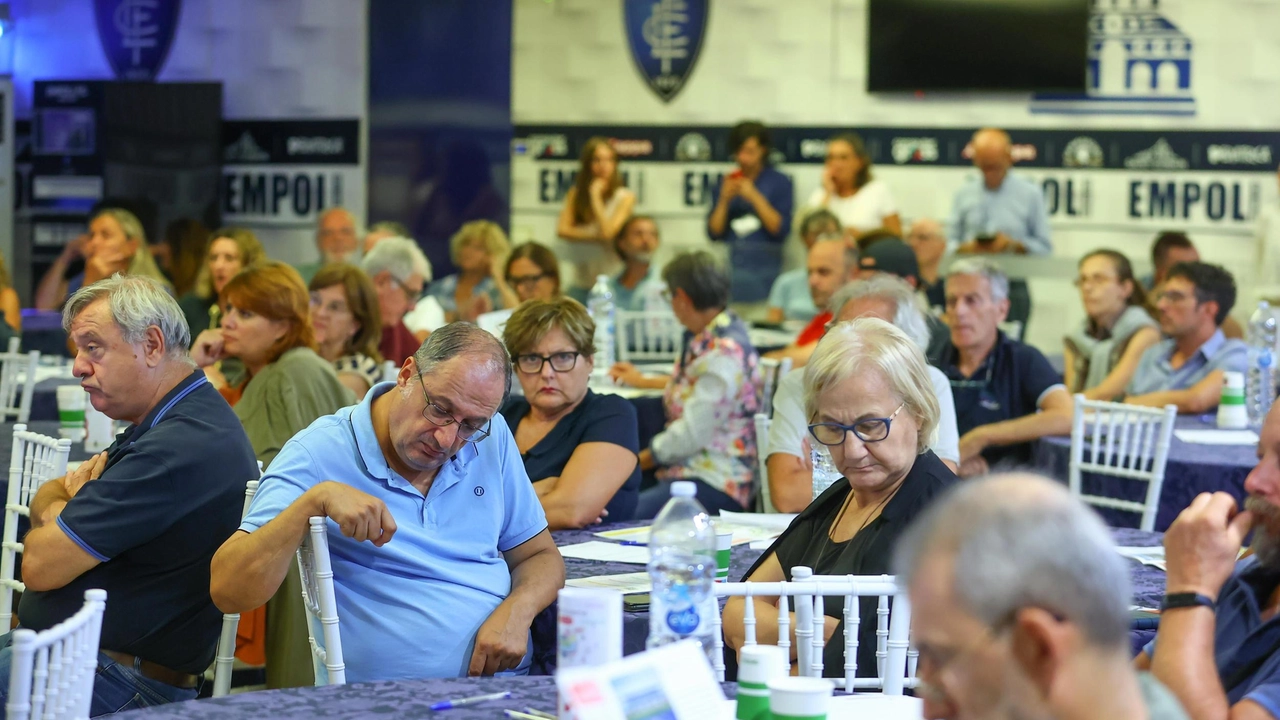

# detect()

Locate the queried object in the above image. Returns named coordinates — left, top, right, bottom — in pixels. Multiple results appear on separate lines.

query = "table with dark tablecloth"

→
left=29, top=376, right=80, bottom=423
left=19, top=310, right=71, bottom=361
left=1033, top=415, right=1256, bottom=531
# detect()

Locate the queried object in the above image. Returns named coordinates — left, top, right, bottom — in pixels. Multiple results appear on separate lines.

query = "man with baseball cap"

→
left=857, top=237, right=949, bottom=359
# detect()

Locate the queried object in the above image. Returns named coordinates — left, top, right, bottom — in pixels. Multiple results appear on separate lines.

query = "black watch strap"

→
left=1161, top=592, right=1216, bottom=612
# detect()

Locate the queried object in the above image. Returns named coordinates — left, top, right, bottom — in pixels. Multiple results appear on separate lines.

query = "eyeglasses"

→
left=1156, top=289, right=1194, bottom=303
left=508, top=273, right=546, bottom=289
left=515, top=352, right=581, bottom=374
left=808, top=403, right=905, bottom=446
left=414, top=367, right=490, bottom=443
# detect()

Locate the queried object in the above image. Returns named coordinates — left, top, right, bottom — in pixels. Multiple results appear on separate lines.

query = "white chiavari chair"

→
left=752, top=414, right=778, bottom=514
left=758, top=357, right=792, bottom=418
left=711, top=567, right=915, bottom=695
left=1068, top=395, right=1178, bottom=531
left=0, top=339, right=40, bottom=425
left=209, top=476, right=261, bottom=697
left=6, top=588, right=106, bottom=720
left=297, top=516, right=345, bottom=685
left=0, top=427, right=72, bottom=628
left=616, top=310, right=682, bottom=363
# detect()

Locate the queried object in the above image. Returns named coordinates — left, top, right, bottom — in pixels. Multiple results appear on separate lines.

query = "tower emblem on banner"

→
left=1031, top=0, right=1194, bottom=116
left=94, top=0, right=183, bottom=81
left=623, top=0, right=709, bottom=103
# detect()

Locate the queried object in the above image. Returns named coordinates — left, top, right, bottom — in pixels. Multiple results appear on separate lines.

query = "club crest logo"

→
left=94, top=0, right=182, bottom=81
left=623, top=0, right=709, bottom=103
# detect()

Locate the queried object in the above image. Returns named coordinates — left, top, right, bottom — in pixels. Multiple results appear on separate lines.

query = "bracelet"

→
left=1160, top=592, right=1216, bottom=612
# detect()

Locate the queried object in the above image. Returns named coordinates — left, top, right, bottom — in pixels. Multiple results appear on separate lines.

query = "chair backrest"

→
left=758, top=358, right=792, bottom=418
left=1068, top=395, right=1178, bottom=532
left=0, top=338, right=40, bottom=424
left=616, top=310, right=682, bottom=363
left=998, top=320, right=1023, bottom=342
left=297, top=516, right=345, bottom=685
left=711, top=567, right=914, bottom=695
left=0, top=427, right=72, bottom=629
left=752, top=414, right=779, bottom=514
left=211, top=478, right=261, bottom=697
left=6, top=588, right=106, bottom=720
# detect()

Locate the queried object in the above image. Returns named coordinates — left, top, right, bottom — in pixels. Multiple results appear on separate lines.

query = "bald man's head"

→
left=971, top=128, right=1013, bottom=190
left=806, top=238, right=856, bottom=309
left=316, top=207, right=359, bottom=264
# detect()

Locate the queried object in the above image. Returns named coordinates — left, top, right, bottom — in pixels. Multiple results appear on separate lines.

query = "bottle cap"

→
left=670, top=481, right=696, bottom=498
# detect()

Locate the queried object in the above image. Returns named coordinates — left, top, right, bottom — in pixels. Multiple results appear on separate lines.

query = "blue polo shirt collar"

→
left=118, top=370, right=209, bottom=447
left=351, top=382, right=482, bottom=496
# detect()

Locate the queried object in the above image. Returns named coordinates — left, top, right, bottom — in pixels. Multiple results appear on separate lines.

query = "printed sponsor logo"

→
left=1124, top=138, right=1189, bottom=170
left=223, top=132, right=270, bottom=163
left=890, top=137, right=939, bottom=164
left=674, top=132, right=712, bottom=162
left=1062, top=136, right=1105, bottom=168
left=962, top=142, right=1038, bottom=163
left=799, top=139, right=828, bottom=160
left=524, top=134, right=569, bottom=159
left=610, top=138, right=655, bottom=158
left=1206, top=144, right=1273, bottom=166
left=287, top=136, right=345, bottom=156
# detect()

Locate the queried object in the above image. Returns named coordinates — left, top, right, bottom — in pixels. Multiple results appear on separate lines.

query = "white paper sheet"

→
left=1173, top=429, right=1260, bottom=445
left=565, top=572, right=651, bottom=594
left=596, top=522, right=777, bottom=547
left=558, top=541, right=651, bottom=564
left=1116, top=546, right=1167, bottom=571
left=594, top=526, right=652, bottom=543
left=716, top=511, right=798, bottom=531
left=557, top=641, right=725, bottom=720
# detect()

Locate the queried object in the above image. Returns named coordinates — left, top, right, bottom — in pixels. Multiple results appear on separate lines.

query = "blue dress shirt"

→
left=948, top=173, right=1052, bottom=255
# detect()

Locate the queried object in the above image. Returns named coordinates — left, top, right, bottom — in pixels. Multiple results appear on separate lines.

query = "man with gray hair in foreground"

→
left=211, top=322, right=564, bottom=683
left=894, top=472, right=1188, bottom=720
left=0, top=275, right=259, bottom=713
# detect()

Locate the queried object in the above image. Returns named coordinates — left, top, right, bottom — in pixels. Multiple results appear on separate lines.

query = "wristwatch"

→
left=1160, top=592, right=1216, bottom=612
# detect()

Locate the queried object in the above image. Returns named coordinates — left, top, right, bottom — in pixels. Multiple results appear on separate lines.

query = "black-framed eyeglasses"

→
left=808, top=403, right=905, bottom=446
left=414, top=367, right=490, bottom=443
left=515, top=351, right=581, bottom=374
left=508, top=273, right=546, bottom=289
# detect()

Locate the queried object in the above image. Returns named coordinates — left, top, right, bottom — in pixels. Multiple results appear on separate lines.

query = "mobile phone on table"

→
left=623, top=593, right=650, bottom=612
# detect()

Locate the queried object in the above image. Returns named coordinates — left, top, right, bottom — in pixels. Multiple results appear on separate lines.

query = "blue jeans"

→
left=635, top=478, right=745, bottom=519
left=0, top=632, right=198, bottom=717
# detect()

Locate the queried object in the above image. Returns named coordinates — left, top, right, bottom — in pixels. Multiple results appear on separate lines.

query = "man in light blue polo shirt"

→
left=210, top=323, right=563, bottom=683
left=1126, top=261, right=1247, bottom=414
left=948, top=128, right=1051, bottom=257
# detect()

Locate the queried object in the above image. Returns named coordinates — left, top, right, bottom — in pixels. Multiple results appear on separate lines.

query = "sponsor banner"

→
left=222, top=119, right=360, bottom=166
left=513, top=125, right=1280, bottom=173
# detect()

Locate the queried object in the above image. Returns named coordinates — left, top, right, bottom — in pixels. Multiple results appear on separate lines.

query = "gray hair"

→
left=63, top=274, right=194, bottom=363
left=413, top=322, right=512, bottom=407
left=893, top=473, right=1131, bottom=650
left=946, top=257, right=1009, bottom=303
left=804, top=317, right=939, bottom=454
left=829, top=275, right=930, bottom=352
left=662, top=251, right=730, bottom=310
left=361, top=236, right=433, bottom=284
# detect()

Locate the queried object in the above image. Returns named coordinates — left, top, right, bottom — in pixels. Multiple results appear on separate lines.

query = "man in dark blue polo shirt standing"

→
left=929, top=258, right=1073, bottom=476
left=0, top=275, right=257, bottom=715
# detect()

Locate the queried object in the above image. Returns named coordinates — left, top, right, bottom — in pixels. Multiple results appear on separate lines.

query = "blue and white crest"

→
left=94, top=0, right=182, bottom=81
left=623, top=0, right=708, bottom=103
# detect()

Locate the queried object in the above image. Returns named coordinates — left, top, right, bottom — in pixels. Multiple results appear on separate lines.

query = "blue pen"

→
left=430, top=691, right=511, bottom=711
left=617, top=540, right=647, bottom=547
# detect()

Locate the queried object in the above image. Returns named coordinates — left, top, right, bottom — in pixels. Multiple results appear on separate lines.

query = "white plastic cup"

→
left=55, top=386, right=87, bottom=442
left=1219, top=370, right=1248, bottom=429
left=556, top=587, right=622, bottom=668
left=715, top=530, right=733, bottom=582
left=767, top=677, right=833, bottom=720
left=736, top=645, right=788, bottom=720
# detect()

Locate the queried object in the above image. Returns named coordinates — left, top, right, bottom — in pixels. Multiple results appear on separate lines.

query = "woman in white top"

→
left=806, top=132, right=901, bottom=240
left=556, top=137, right=636, bottom=300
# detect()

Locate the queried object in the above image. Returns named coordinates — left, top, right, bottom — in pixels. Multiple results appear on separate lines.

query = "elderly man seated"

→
left=0, top=275, right=259, bottom=713
left=896, top=473, right=1188, bottom=720
left=210, top=322, right=564, bottom=683
left=362, top=236, right=435, bottom=365
left=764, top=237, right=857, bottom=368
left=1125, top=261, right=1247, bottom=413
left=296, top=207, right=360, bottom=284
left=766, top=275, right=960, bottom=512
left=1134, top=400, right=1280, bottom=720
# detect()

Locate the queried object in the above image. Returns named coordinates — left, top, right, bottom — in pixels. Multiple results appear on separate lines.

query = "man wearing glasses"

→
left=210, top=323, right=564, bottom=683
left=894, top=473, right=1189, bottom=720
left=1125, top=262, right=1247, bottom=413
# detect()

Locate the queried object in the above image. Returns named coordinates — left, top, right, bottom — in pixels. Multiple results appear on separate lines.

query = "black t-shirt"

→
left=500, top=389, right=641, bottom=522
left=930, top=331, right=1064, bottom=468
left=744, top=451, right=956, bottom=679
left=19, top=371, right=259, bottom=674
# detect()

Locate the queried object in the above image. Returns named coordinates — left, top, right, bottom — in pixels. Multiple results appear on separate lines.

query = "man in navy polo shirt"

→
left=210, top=322, right=564, bottom=683
left=1135, top=400, right=1280, bottom=719
left=1, top=275, right=258, bottom=714
left=929, top=258, right=1073, bottom=476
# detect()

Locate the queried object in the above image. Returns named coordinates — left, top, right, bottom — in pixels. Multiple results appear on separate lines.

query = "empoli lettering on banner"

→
left=222, top=168, right=347, bottom=222
left=1127, top=179, right=1260, bottom=222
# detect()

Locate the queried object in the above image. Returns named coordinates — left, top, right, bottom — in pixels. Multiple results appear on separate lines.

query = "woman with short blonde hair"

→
left=500, top=297, right=641, bottom=527
left=725, top=317, right=955, bottom=680
left=427, top=220, right=513, bottom=322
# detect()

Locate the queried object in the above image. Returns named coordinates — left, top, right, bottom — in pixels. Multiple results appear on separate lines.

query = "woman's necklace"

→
left=829, top=477, right=905, bottom=544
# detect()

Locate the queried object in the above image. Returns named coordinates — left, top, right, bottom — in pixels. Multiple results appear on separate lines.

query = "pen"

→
left=616, top=540, right=647, bottom=546
left=522, top=708, right=557, bottom=719
left=430, top=691, right=512, bottom=711
left=504, top=711, right=546, bottom=720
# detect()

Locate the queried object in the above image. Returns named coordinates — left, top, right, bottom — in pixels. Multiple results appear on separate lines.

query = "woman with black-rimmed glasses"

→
left=499, top=297, right=641, bottom=527
left=724, top=317, right=956, bottom=679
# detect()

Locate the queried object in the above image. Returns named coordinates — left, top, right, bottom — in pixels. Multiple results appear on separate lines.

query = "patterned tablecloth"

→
left=1034, top=415, right=1256, bottom=531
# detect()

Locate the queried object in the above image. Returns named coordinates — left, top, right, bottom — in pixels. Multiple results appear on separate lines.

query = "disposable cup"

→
left=736, top=645, right=787, bottom=720
left=55, top=385, right=86, bottom=429
left=715, top=530, right=733, bottom=582
left=767, top=677, right=833, bottom=720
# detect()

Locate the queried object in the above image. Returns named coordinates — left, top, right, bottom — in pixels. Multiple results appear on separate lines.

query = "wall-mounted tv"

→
left=867, top=0, right=1089, bottom=92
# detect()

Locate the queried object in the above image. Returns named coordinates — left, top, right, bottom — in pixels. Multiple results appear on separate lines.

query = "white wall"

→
left=511, top=0, right=1280, bottom=352
left=15, top=0, right=367, bottom=263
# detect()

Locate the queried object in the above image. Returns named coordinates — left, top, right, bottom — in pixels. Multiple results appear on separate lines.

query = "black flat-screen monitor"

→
left=867, top=0, right=1089, bottom=92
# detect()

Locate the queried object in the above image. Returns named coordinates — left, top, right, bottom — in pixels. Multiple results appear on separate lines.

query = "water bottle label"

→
left=665, top=605, right=701, bottom=635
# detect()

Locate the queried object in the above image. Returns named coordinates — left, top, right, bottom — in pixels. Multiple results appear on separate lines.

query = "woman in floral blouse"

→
left=611, top=250, right=763, bottom=517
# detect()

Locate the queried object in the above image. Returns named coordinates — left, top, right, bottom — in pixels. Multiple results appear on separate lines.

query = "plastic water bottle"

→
left=647, top=481, right=717, bottom=665
left=587, top=274, right=616, bottom=376
left=1246, top=301, right=1278, bottom=427
left=811, top=445, right=843, bottom=500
